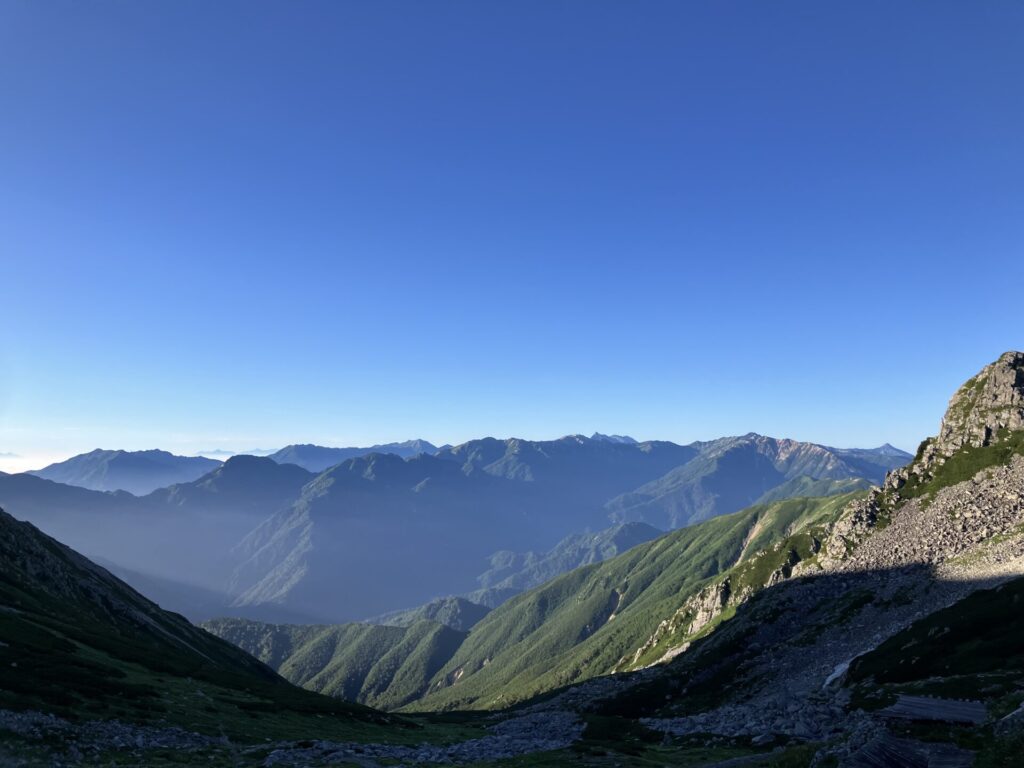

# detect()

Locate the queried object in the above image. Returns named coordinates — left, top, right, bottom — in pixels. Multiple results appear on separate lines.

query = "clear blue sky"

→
left=1, top=1, right=1022, bottom=470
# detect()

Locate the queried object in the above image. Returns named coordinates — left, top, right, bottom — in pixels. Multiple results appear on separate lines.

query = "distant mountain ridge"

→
left=590, top=433, right=639, bottom=444
left=0, top=455, right=315, bottom=591
left=224, top=435, right=907, bottom=622
left=604, top=433, right=909, bottom=529
left=225, top=439, right=701, bottom=621
left=28, top=448, right=221, bottom=495
left=267, top=440, right=439, bottom=472
left=206, top=353, right=1024, bottom=723
left=147, top=454, right=314, bottom=517
left=3, top=432, right=909, bottom=625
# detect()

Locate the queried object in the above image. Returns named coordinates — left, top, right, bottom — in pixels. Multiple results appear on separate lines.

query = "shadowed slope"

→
left=0, top=507, right=390, bottom=739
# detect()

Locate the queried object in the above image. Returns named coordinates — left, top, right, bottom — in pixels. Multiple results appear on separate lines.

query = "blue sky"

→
left=1, top=1, right=1022, bottom=470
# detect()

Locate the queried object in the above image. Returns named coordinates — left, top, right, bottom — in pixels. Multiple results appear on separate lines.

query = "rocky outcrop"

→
left=886, top=351, right=1024, bottom=495
left=619, top=579, right=731, bottom=670
left=818, top=494, right=881, bottom=568
left=638, top=455, right=1024, bottom=755
left=260, top=711, right=585, bottom=765
left=624, top=353, right=1024, bottom=762
left=822, top=351, right=1024, bottom=566
left=0, top=707, right=586, bottom=766
left=840, top=455, right=1024, bottom=573
left=937, top=351, right=1024, bottom=455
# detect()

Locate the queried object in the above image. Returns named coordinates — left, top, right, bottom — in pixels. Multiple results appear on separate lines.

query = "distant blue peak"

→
left=590, top=433, right=638, bottom=444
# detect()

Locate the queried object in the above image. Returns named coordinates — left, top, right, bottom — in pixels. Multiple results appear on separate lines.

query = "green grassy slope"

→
left=467, top=522, right=664, bottom=608
left=203, top=617, right=467, bottom=710
left=837, top=575, right=1024, bottom=768
left=369, top=596, right=492, bottom=631
left=847, top=574, right=1024, bottom=705
left=896, top=428, right=1024, bottom=504
left=411, top=492, right=861, bottom=711
left=753, top=475, right=870, bottom=505
left=0, top=508, right=412, bottom=744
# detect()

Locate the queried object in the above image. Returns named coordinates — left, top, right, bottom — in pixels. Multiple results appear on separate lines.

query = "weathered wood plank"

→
left=843, top=731, right=974, bottom=768
left=879, top=695, right=986, bottom=725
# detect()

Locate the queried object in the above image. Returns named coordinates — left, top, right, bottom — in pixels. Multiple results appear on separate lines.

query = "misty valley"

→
left=3, top=353, right=1024, bottom=766
left=4, top=3, right=1023, bottom=764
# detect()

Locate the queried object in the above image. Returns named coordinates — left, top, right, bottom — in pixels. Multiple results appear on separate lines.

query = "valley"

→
left=0, top=433, right=907, bottom=624
left=2, top=351, right=1023, bottom=767
left=6, top=5, right=1018, bottom=764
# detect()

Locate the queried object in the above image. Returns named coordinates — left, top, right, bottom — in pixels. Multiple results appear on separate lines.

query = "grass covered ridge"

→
left=897, top=428, right=1024, bottom=503
left=407, top=493, right=861, bottom=711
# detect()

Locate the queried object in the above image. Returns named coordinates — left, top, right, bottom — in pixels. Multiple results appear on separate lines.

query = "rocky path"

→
left=0, top=708, right=585, bottom=766
left=259, top=711, right=584, bottom=765
left=0, top=709, right=221, bottom=763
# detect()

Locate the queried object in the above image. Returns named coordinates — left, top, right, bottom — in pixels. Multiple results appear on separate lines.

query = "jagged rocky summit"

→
left=887, top=350, right=1024, bottom=494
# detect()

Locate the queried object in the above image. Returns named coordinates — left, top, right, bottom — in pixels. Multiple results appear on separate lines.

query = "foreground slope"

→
left=568, top=351, right=1024, bottom=765
left=0, top=508, right=391, bottom=738
left=0, top=506, right=619, bottom=767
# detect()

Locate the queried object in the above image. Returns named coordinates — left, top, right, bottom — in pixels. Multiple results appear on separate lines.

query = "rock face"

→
left=623, top=353, right=1024, bottom=759
left=819, top=495, right=879, bottom=569
left=879, top=351, right=1024, bottom=499
left=937, top=351, right=1024, bottom=455
left=635, top=447, right=1024, bottom=748
left=620, top=579, right=731, bottom=669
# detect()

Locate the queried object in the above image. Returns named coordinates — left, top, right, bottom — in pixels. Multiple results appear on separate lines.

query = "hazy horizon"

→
left=2, top=6, right=1023, bottom=761
left=3, top=3, right=1021, bottom=473
left=1, top=429, right=915, bottom=475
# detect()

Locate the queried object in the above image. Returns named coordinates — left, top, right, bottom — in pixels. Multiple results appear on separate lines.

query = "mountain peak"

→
left=881, top=351, right=1024, bottom=497
left=874, top=443, right=905, bottom=455
left=590, top=433, right=638, bottom=444
left=222, top=453, right=277, bottom=467
left=28, top=449, right=221, bottom=495
left=937, top=350, right=1024, bottom=457
left=196, top=454, right=314, bottom=489
left=268, top=440, right=439, bottom=472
